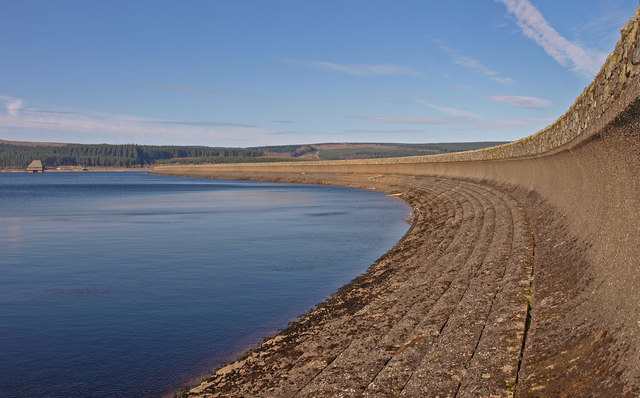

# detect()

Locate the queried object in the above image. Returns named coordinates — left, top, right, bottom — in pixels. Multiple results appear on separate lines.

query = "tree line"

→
left=0, top=143, right=263, bottom=169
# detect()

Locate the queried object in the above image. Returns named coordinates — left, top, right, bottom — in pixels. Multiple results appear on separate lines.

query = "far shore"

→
left=0, top=166, right=151, bottom=173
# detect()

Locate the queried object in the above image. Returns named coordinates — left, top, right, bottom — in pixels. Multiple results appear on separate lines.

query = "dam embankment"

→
left=155, top=9, right=640, bottom=398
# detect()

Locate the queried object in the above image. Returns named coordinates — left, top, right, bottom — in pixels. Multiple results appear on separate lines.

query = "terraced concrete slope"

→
left=156, top=9, right=640, bottom=398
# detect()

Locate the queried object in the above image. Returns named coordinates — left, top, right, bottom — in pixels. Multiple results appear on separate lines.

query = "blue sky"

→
left=0, top=0, right=636, bottom=146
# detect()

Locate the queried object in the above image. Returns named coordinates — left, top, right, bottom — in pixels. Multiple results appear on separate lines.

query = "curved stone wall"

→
left=155, top=8, right=640, bottom=393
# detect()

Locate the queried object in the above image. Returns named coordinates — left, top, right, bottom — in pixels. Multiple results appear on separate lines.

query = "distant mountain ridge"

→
left=0, top=139, right=507, bottom=169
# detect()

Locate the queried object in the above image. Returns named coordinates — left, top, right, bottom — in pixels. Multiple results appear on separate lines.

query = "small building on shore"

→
left=27, top=160, right=45, bottom=173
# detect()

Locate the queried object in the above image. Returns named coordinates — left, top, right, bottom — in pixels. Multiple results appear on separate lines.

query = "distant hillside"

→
left=0, top=139, right=507, bottom=169
left=258, top=142, right=508, bottom=161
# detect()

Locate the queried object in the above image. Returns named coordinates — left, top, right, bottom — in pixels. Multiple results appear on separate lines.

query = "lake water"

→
left=0, top=172, right=409, bottom=398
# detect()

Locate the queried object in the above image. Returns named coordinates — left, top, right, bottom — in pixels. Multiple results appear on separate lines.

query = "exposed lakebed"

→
left=0, top=172, right=409, bottom=397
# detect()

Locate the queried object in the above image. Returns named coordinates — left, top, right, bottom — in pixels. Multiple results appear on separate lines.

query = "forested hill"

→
left=0, top=142, right=262, bottom=168
left=0, top=140, right=507, bottom=169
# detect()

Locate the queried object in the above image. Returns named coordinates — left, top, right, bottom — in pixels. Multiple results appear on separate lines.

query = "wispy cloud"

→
left=366, top=113, right=552, bottom=132
left=343, top=128, right=427, bottom=134
left=159, top=84, right=217, bottom=96
left=477, top=116, right=552, bottom=130
left=489, top=95, right=552, bottom=109
left=0, top=95, right=276, bottom=146
left=139, top=119, right=257, bottom=128
left=573, top=8, right=630, bottom=50
left=290, top=60, right=420, bottom=77
left=417, top=100, right=480, bottom=119
left=358, top=100, right=552, bottom=135
left=496, top=0, right=607, bottom=76
left=436, top=42, right=514, bottom=84
left=354, top=115, right=443, bottom=125
left=0, top=96, right=24, bottom=116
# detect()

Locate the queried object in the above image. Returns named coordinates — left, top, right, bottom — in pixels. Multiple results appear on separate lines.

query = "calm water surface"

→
left=0, top=172, right=409, bottom=398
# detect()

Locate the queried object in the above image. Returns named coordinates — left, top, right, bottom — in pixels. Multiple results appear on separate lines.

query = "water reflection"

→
left=0, top=172, right=409, bottom=398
